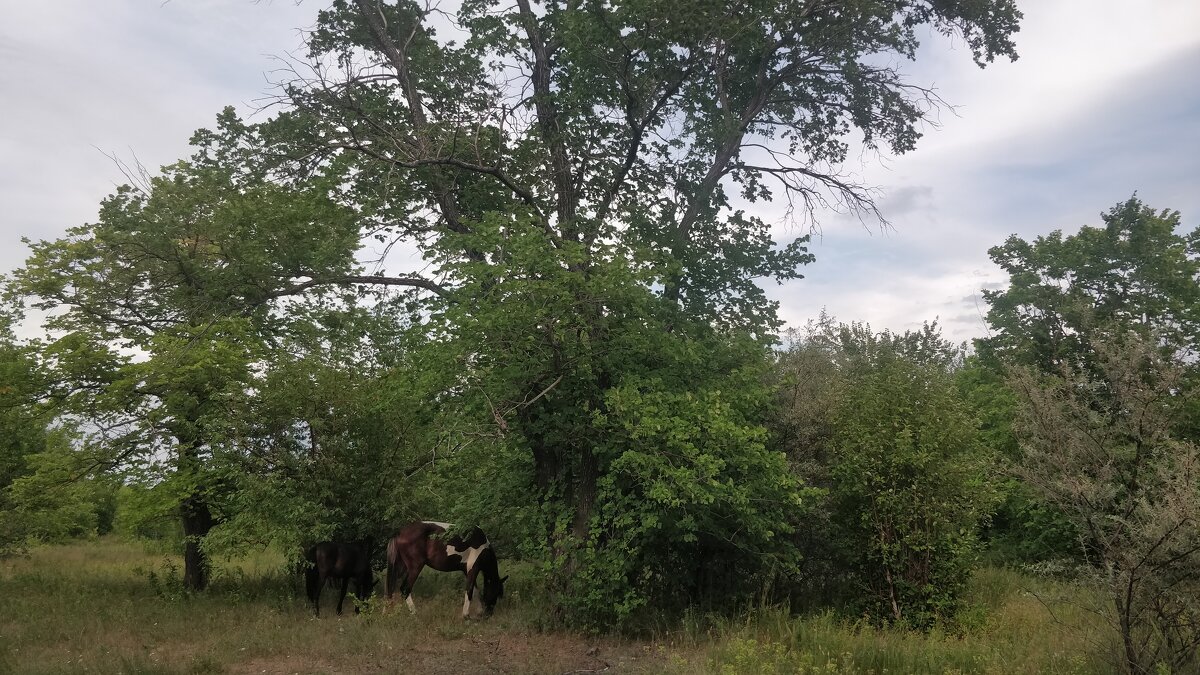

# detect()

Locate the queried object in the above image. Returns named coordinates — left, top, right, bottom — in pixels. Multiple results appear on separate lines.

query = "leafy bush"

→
left=830, top=340, right=996, bottom=626
left=560, top=378, right=810, bottom=628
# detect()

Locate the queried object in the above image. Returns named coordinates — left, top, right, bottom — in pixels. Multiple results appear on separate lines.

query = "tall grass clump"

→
left=686, top=566, right=1110, bottom=674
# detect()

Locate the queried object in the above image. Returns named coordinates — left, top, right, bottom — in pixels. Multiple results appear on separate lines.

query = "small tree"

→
left=981, top=196, right=1200, bottom=378
left=977, top=197, right=1200, bottom=568
left=1010, top=331, right=1200, bottom=674
left=0, top=310, right=119, bottom=554
left=9, top=115, right=364, bottom=588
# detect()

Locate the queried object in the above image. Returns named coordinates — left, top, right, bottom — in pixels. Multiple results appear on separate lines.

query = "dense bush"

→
left=774, top=320, right=998, bottom=626
left=1011, top=332, right=1200, bottom=674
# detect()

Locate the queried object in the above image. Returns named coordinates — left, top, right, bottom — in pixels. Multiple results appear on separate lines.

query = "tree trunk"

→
left=181, top=490, right=214, bottom=590
left=571, top=446, right=597, bottom=541
left=1117, top=592, right=1145, bottom=675
left=172, top=397, right=214, bottom=592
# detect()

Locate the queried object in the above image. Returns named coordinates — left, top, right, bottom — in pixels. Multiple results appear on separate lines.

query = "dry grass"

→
left=0, top=540, right=1112, bottom=674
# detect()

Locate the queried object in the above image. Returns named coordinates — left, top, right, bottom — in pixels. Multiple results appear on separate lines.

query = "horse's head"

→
left=358, top=569, right=378, bottom=599
left=481, top=574, right=508, bottom=615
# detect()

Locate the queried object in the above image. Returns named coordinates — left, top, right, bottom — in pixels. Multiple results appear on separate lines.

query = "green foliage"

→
left=830, top=333, right=995, bottom=626
left=208, top=301, right=436, bottom=558
left=0, top=319, right=117, bottom=555
left=0, top=329, right=47, bottom=555
left=954, top=358, right=1077, bottom=565
left=112, top=484, right=185, bottom=546
left=982, top=481, right=1079, bottom=566
left=573, top=376, right=808, bottom=627
left=3, top=430, right=119, bottom=544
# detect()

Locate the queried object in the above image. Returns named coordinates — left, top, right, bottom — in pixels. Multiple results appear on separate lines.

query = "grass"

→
left=0, top=538, right=656, bottom=674
left=0, top=538, right=1115, bottom=674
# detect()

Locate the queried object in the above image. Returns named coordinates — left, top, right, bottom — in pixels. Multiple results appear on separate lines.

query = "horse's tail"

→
left=385, top=537, right=398, bottom=599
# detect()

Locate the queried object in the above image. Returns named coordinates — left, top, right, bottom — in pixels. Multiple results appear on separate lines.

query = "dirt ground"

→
left=224, top=631, right=664, bottom=674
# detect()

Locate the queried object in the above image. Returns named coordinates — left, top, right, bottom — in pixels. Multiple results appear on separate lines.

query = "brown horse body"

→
left=304, top=541, right=374, bottom=616
left=385, top=521, right=507, bottom=618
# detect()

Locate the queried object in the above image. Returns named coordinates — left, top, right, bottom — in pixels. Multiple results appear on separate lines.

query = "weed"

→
left=139, top=556, right=189, bottom=602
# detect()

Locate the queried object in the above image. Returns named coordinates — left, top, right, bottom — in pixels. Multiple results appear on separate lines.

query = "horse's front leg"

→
left=462, top=567, right=481, bottom=620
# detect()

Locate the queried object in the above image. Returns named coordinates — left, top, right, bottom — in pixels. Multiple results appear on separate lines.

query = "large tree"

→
left=260, top=0, right=1020, bottom=621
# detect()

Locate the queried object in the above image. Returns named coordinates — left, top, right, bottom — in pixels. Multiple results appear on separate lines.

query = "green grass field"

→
left=0, top=539, right=1113, bottom=674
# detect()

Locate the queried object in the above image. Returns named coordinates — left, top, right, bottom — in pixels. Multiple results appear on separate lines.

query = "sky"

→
left=1, top=0, right=1197, bottom=345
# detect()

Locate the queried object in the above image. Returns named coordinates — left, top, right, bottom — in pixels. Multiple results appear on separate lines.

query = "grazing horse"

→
left=385, top=521, right=507, bottom=618
left=304, top=541, right=375, bottom=616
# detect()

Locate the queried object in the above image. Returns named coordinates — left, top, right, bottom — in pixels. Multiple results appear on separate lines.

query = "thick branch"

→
left=352, top=0, right=470, bottom=241
left=263, top=273, right=450, bottom=301
left=515, top=0, right=578, bottom=235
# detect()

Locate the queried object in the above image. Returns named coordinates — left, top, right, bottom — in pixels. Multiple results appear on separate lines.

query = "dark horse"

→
left=304, top=541, right=375, bottom=616
left=385, top=521, right=507, bottom=618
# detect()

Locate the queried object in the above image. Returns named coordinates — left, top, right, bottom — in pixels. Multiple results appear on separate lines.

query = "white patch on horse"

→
left=406, top=594, right=416, bottom=613
left=446, top=541, right=490, bottom=571
left=423, top=521, right=453, bottom=530
left=462, top=591, right=471, bottom=618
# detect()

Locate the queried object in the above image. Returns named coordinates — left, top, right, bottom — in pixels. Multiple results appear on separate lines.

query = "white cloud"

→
left=0, top=0, right=1196, bottom=346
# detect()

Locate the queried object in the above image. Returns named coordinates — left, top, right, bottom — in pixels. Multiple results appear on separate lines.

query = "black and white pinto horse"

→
left=385, top=521, right=507, bottom=618
left=304, top=541, right=375, bottom=616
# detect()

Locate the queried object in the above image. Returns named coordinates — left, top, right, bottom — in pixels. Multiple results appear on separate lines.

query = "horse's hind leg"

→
left=403, top=564, right=423, bottom=614
left=335, top=576, right=351, bottom=615
left=312, top=570, right=328, bottom=616
left=386, top=560, right=402, bottom=601
left=305, top=565, right=319, bottom=612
